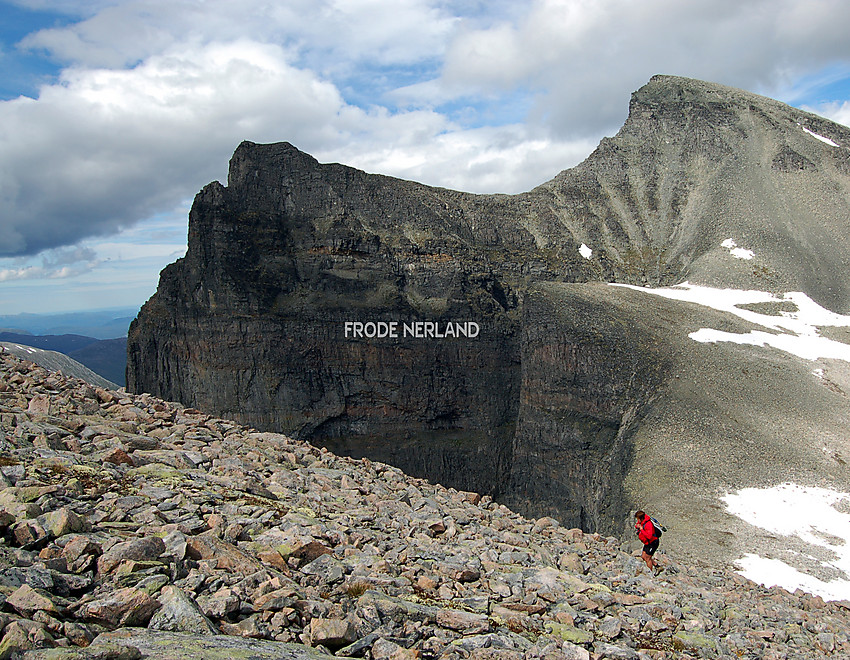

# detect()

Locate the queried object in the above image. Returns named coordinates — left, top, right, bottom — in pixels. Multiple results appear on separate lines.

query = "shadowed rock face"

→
left=127, top=75, right=850, bottom=543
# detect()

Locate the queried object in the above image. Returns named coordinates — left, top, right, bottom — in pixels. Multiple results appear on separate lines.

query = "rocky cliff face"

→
left=127, top=75, right=850, bottom=553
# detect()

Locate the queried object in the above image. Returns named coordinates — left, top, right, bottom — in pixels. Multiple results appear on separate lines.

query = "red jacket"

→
left=636, top=515, right=657, bottom=544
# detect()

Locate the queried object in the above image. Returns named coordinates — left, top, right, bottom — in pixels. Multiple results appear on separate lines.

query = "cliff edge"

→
left=127, top=75, right=850, bottom=565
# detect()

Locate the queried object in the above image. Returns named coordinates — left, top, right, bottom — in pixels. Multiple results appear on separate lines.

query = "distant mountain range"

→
left=0, top=332, right=127, bottom=386
left=0, top=342, right=119, bottom=389
left=0, top=308, right=133, bottom=386
left=0, top=308, right=136, bottom=340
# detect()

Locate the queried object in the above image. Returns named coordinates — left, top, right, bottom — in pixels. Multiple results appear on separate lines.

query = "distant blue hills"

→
left=0, top=307, right=136, bottom=340
left=0, top=308, right=136, bottom=386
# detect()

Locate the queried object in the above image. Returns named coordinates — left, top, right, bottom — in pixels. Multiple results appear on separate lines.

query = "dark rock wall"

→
left=502, top=285, right=668, bottom=533
left=128, top=75, right=850, bottom=536
left=128, top=142, right=530, bottom=499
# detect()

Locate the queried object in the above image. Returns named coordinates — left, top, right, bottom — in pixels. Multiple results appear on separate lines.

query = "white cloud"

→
left=18, top=0, right=458, bottom=71
left=814, top=100, right=850, bottom=128
left=0, top=246, right=99, bottom=281
left=0, top=40, right=350, bottom=256
left=2, top=30, right=602, bottom=257
left=417, top=0, right=850, bottom=138
left=331, top=120, right=598, bottom=194
left=3, top=0, right=850, bottom=275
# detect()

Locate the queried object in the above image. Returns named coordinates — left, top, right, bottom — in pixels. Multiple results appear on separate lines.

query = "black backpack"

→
left=649, top=516, right=666, bottom=537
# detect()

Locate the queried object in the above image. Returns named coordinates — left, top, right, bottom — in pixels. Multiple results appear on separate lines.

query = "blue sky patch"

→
left=0, top=1, right=77, bottom=99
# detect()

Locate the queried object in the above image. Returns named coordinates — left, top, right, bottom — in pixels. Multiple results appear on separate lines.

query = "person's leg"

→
left=643, top=541, right=660, bottom=572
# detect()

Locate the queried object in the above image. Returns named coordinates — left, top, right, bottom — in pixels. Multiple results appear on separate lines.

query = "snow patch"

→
left=801, top=125, right=840, bottom=148
left=721, top=238, right=754, bottom=260
left=579, top=243, right=592, bottom=259
left=689, top=328, right=850, bottom=361
left=723, top=484, right=850, bottom=601
left=611, top=282, right=850, bottom=362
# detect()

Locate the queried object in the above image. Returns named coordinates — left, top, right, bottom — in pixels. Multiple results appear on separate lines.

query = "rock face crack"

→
left=128, top=75, right=850, bottom=535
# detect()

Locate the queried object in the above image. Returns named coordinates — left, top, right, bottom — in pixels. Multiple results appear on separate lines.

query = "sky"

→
left=2, top=1, right=850, bottom=317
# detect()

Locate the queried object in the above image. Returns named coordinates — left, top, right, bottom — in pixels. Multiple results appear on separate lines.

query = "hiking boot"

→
left=653, top=565, right=664, bottom=576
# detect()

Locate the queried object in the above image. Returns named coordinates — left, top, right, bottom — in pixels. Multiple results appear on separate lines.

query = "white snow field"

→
left=611, top=281, right=850, bottom=363
left=610, top=281, right=850, bottom=599
left=723, top=484, right=850, bottom=601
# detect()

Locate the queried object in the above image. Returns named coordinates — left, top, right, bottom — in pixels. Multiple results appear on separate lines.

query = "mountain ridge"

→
left=127, top=74, right=850, bottom=567
left=0, top=333, right=127, bottom=386
left=0, top=341, right=118, bottom=389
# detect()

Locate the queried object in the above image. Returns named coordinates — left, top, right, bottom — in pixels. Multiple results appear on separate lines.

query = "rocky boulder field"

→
left=0, top=348, right=848, bottom=659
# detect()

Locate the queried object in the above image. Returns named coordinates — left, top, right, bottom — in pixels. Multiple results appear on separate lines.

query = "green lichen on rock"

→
left=544, top=622, right=594, bottom=644
left=672, top=631, right=719, bottom=655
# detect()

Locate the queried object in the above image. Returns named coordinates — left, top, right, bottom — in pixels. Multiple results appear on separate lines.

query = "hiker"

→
left=635, top=510, right=663, bottom=575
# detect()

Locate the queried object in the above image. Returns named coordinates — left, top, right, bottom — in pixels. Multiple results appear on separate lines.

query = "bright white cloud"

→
left=808, top=101, right=850, bottom=129
left=332, top=122, right=598, bottom=194
left=1, top=31, right=599, bottom=258
left=19, top=0, right=458, bottom=71
left=0, top=40, right=348, bottom=256
left=422, top=0, right=850, bottom=138
left=0, top=246, right=99, bottom=282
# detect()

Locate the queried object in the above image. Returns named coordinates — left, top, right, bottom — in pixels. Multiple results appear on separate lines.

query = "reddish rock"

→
left=77, top=587, right=161, bottom=627
left=27, top=395, right=51, bottom=415
left=102, top=447, right=134, bottom=466
left=62, top=535, right=102, bottom=574
left=186, top=532, right=264, bottom=573
left=6, top=584, right=61, bottom=617
left=291, top=540, right=333, bottom=563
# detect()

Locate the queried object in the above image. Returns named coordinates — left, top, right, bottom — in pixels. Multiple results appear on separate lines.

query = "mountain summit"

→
left=127, top=76, right=850, bottom=572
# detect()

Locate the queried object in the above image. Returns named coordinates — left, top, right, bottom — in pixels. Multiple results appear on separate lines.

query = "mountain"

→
left=0, top=332, right=127, bottom=387
left=126, top=75, right=850, bottom=572
left=1, top=341, right=118, bottom=389
left=65, top=337, right=127, bottom=386
left=2, top=349, right=849, bottom=659
left=0, top=308, right=135, bottom=340
left=0, top=332, right=97, bottom=354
